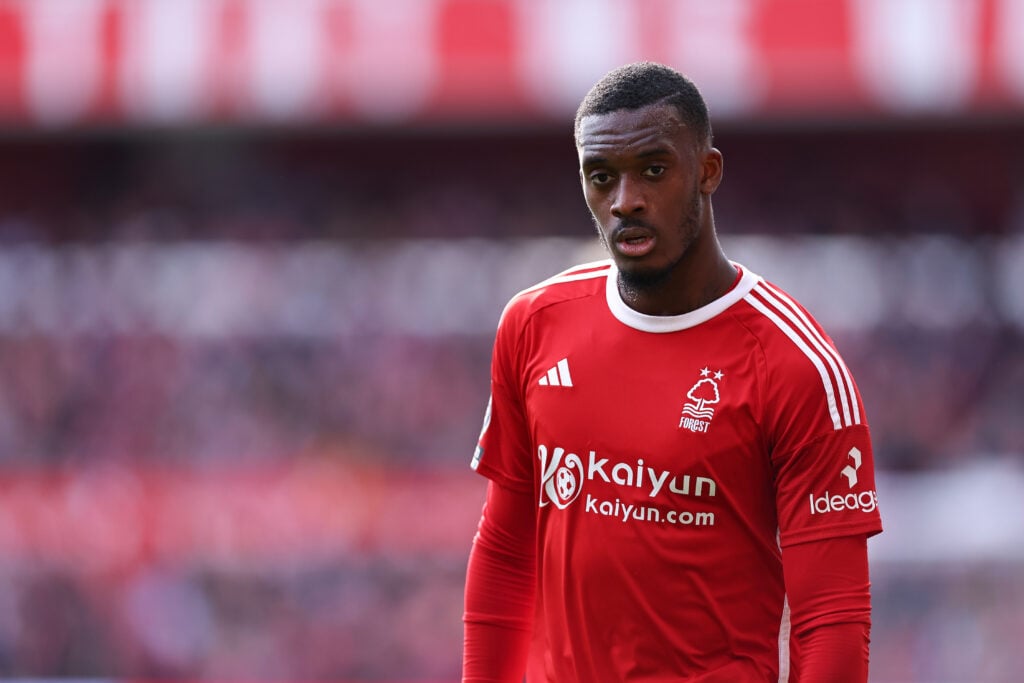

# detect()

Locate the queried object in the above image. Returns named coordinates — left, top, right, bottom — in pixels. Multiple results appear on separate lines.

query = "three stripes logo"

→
left=539, top=358, right=573, bottom=388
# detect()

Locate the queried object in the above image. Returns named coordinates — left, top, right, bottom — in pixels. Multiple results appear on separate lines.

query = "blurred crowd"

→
left=0, top=124, right=1021, bottom=680
left=2, top=558, right=467, bottom=679
left=0, top=320, right=1021, bottom=473
left=0, top=126, right=1021, bottom=472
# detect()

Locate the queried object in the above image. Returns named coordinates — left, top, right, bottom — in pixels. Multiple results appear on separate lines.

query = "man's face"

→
left=577, top=103, right=713, bottom=289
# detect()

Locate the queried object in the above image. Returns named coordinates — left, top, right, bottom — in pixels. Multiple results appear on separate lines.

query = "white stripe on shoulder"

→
left=744, top=285, right=844, bottom=430
left=759, top=281, right=861, bottom=425
left=515, top=260, right=611, bottom=298
left=752, top=283, right=856, bottom=426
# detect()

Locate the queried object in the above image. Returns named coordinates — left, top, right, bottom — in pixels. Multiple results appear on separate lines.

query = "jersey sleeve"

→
left=756, top=289, right=883, bottom=547
left=470, top=298, right=534, bottom=493
left=773, top=422, right=881, bottom=547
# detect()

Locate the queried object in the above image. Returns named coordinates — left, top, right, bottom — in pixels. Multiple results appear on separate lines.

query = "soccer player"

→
left=462, top=62, right=883, bottom=682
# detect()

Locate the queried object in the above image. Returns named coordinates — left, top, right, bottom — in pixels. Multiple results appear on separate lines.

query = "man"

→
left=462, top=62, right=882, bottom=682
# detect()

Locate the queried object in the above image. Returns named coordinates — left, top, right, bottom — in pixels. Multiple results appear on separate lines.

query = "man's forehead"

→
left=577, top=103, right=688, bottom=151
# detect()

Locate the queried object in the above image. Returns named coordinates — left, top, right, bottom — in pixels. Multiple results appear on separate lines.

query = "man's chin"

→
left=617, top=260, right=674, bottom=291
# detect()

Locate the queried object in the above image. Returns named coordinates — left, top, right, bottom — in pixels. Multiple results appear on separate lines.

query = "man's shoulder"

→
left=501, top=259, right=611, bottom=322
left=734, top=274, right=865, bottom=425
left=733, top=275, right=836, bottom=352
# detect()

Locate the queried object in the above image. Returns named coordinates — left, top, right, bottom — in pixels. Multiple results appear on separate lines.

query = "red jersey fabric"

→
left=469, top=260, right=882, bottom=681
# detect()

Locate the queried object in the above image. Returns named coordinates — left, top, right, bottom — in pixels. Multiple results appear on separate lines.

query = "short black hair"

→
left=574, top=61, right=712, bottom=147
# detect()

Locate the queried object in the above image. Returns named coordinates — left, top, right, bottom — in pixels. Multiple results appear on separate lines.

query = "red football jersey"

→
left=471, top=260, right=882, bottom=682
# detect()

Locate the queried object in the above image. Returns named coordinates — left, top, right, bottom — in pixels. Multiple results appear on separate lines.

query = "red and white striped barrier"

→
left=0, top=0, right=1022, bottom=126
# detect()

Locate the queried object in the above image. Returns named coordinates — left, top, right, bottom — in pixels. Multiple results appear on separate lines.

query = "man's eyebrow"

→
left=635, top=146, right=673, bottom=159
left=582, top=146, right=671, bottom=167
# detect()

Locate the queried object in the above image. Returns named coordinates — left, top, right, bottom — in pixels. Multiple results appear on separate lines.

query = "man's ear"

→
left=700, top=147, right=724, bottom=194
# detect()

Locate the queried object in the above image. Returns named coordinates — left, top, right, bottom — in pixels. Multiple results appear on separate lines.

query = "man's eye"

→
left=590, top=172, right=611, bottom=185
left=643, top=166, right=665, bottom=177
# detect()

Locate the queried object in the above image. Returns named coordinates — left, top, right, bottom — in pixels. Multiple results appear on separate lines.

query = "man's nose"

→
left=610, top=176, right=646, bottom=217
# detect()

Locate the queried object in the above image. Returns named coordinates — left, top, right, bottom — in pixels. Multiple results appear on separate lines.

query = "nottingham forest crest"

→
left=679, top=367, right=724, bottom=433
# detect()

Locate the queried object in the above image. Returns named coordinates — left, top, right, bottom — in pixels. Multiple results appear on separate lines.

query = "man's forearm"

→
left=463, top=482, right=537, bottom=682
left=783, top=534, right=873, bottom=682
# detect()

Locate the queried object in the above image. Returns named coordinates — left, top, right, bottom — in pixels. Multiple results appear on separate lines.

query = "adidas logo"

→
left=539, top=358, right=573, bottom=387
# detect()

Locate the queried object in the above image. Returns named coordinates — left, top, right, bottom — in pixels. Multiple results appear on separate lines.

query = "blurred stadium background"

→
left=0, top=0, right=1022, bottom=681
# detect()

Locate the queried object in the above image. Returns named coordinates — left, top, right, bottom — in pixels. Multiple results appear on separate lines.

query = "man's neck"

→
left=618, top=239, right=737, bottom=317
